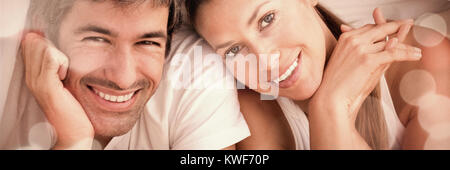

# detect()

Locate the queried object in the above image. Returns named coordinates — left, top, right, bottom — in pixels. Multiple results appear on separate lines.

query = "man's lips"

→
left=86, top=85, right=141, bottom=112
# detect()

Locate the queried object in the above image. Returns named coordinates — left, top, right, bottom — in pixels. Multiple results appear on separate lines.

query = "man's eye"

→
left=225, top=46, right=241, bottom=58
left=136, top=41, right=161, bottom=47
left=83, top=37, right=110, bottom=43
left=260, top=12, right=275, bottom=30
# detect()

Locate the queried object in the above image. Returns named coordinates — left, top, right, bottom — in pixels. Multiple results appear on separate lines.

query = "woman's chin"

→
left=279, top=81, right=320, bottom=101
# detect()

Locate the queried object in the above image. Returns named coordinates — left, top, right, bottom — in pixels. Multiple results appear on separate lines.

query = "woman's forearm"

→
left=308, top=100, right=371, bottom=150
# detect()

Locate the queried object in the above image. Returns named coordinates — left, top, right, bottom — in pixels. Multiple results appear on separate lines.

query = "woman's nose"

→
left=254, top=44, right=281, bottom=71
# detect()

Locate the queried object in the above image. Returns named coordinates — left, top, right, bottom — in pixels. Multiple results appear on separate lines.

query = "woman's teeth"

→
left=93, top=89, right=135, bottom=103
left=273, top=58, right=298, bottom=84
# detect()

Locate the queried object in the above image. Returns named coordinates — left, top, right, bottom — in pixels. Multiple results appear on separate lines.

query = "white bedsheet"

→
left=319, top=0, right=449, bottom=27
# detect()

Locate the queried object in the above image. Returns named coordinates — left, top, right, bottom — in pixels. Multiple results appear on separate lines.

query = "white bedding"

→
left=319, top=0, right=449, bottom=27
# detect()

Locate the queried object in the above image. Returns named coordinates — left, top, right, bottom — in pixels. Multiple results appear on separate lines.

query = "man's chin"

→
left=87, top=109, right=142, bottom=138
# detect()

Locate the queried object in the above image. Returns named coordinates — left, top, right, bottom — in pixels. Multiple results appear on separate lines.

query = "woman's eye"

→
left=137, top=41, right=161, bottom=47
left=225, top=46, right=241, bottom=58
left=83, top=37, right=110, bottom=43
left=260, top=12, right=275, bottom=29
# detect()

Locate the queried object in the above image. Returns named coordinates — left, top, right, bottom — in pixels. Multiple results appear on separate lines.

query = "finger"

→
left=21, top=33, right=38, bottom=66
left=35, top=36, right=54, bottom=78
left=362, top=19, right=414, bottom=43
left=366, top=36, right=399, bottom=53
left=394, top=43, right=415, bottom=51
left=341, top=24, right=375, bottom=38
left=22, top=33, right=46, bottom=83
left=21, top=30, right=45, bottom=42
left=340, top=24, right=354, bottom=33
left=396, top=23, right=413, bottom=42
left=41, top=45, right=69, bottom=81
left=367, top=41, right=387, bottom=53
left=372, top=43, right=422, bottom=65
left=373, top=8, right=387, bottom=25
left=55, top=49, right=69, bottom=80
left=373, top=8, right=390, bottom=45
left=385, top=37, right=399, bottom=50
left=20, top=34, right=33, bottom=86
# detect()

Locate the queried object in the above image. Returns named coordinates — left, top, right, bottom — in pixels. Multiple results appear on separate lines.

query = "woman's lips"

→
left=275, top=50, right=302, bottom=89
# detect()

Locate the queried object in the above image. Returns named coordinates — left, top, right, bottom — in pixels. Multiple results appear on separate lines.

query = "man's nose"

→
left=104, top=46, right=138, bottom=90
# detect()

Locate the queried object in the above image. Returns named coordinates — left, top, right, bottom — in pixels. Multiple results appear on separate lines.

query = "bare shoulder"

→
left=386, top=25, right=450, bottom=127
left=236, top=89, right=295, bottom=150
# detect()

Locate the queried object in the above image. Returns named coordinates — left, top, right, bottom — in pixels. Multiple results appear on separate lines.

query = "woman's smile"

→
left=272, top=49, right=303, bottom=88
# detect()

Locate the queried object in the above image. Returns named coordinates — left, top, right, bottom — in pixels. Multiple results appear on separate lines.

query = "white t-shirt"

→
left=0, top=26, right=250, bottom=150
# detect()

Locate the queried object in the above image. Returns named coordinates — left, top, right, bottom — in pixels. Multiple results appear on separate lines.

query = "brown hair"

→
left=185, top=0, right=388, bottom=149
left=27, top=0, right=182, bottom=56
left=316, top=5, right=388, bottom=150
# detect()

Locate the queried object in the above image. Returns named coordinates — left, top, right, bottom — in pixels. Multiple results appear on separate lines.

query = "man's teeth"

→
left=94, top=89, right=135, bottom=103
left=273, top=58, right=298, bottom=84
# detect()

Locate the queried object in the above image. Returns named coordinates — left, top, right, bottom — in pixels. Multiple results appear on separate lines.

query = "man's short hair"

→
left=27, top=0, right=181, bottom=56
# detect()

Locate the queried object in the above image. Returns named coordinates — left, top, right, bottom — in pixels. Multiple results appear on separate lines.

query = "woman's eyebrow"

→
left=215, top=1, right=271, bottom=52
left=247, top=1, right=270, bottom=27
left=214, top=40, right=234, bottom=52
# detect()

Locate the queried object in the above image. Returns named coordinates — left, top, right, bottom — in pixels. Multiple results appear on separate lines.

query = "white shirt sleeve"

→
left=165, top=26, right=250, bottom=150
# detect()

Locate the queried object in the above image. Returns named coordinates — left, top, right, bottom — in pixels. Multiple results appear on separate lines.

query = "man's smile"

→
left=86, top=84, right=142, bottom=112
left=93, top=87, right=135, bottom=103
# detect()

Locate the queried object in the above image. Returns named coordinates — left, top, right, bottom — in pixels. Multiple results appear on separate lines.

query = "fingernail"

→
left=414, top=50, right=422, bottom=58
left=392, top=38, right=398, bottom=44
left=414, top=47, right=422, bottom=53
left=414, top=52, right=422, bottom=58
left=388, top=38, right=398, bottom=48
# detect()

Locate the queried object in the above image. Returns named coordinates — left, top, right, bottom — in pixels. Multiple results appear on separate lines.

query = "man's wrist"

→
left=53, top=137, right=94, bottom=150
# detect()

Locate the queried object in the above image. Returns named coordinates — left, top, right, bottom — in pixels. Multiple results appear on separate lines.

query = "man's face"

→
left=56, top=0, right=169, bottom=137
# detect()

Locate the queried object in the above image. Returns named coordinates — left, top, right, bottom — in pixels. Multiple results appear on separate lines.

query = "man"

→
left=0, top=0, right=249, bottom=149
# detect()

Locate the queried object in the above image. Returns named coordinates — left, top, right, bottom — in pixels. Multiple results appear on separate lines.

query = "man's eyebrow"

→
left=247, top=1, right=271, bottom=27
left=140, top=31, right=167, bottom=40
left=74, top=25, right=117, bottom=37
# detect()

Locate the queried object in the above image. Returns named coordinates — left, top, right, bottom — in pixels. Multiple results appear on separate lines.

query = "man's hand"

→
left=21, top=33, right=94, bottom=149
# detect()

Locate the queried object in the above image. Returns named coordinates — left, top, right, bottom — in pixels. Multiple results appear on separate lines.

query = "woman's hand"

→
left=308, top=9, right=420, bottom=149
left=21, top=32, right=94, bottom=150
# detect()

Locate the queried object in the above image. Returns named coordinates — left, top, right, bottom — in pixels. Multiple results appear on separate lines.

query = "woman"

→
left=185, top=0, right=450, bottom=149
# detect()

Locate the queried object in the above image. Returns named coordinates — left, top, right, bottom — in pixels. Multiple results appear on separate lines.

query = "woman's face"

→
left=195, top=0, right=329, bottom=100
